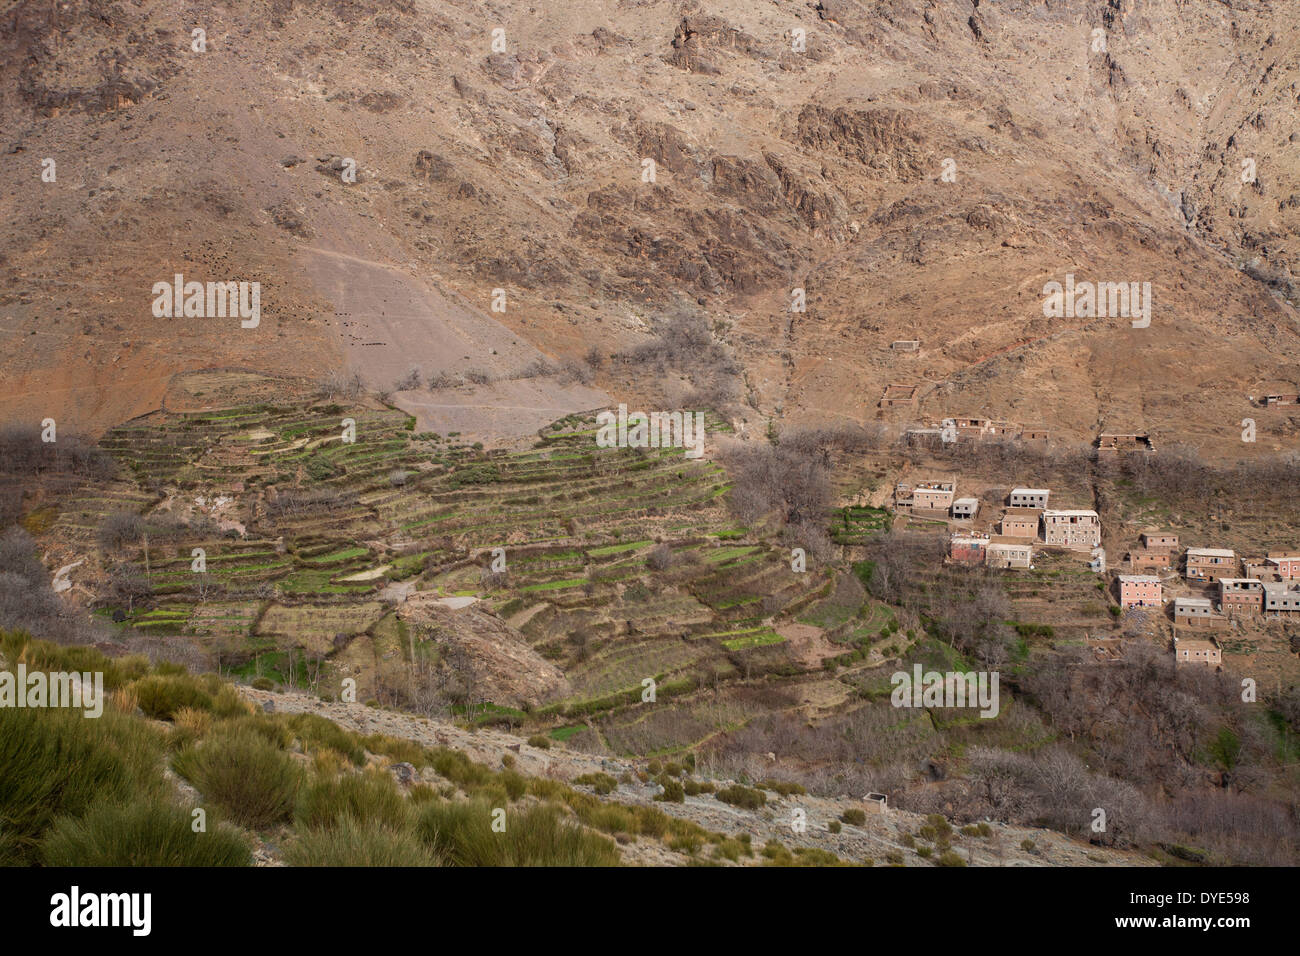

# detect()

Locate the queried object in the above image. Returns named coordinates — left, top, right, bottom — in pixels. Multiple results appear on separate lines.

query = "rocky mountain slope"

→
left=2, top=0, right=1298, bottom=455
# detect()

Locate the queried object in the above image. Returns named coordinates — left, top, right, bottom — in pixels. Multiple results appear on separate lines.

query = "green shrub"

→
left=936, top=850, right=967, bottom=867
left=41, top=799, right=251, bottom=866
left=417, top=799, right=619, bottom=866
left=526, top=734, right=552, bottom=750
left=134, top=673, right=248, bottom=721
left=828, top=820, right=842, bottom=834
left=429, top=747, right=493, bottom=788
left=286, top=713, right=366, bottom=765
left=715, top=785, right=766, bottom=810
left=840, top=808, right=867, bottom=826
left=286, top=817, right=440, bottom=867
left=0, top=632, right=130, bottom=688
left=574, top=772, right=617, bottom=795
left=132, top=674, right=213, bottom=719
left=760, top=779, right=807, bottom=797
left=711, top=836, right=753, bottom=862
left=655, top=778, right=685, bottom=803
left=173, top=727, right=302, bottom=829
left=251, top=677, right=274, bottom=691
left=296, top=771, right=410, bottom=831
left=498, top=769, right=528, bottom=801
left=0, top=706, right=166, bottom=865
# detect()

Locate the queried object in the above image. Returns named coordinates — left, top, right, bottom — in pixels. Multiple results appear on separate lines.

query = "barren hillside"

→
left=1, top=0, right=1297, bottom=455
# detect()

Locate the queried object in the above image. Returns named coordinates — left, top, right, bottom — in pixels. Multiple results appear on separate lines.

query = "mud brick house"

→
left=1174, top=636, right=1222, bottom=667
left=1219, top=578, right=1264, bottom=616
left=940, top=416, right=989, bottom=442
left=890, top=340, right=920, bottom=352
left=1174, top=596, right=1222, bottom=628
left=1242, top=557, right=1279, bottom=581
left=1265, top=552, right=1300, bottom=580
left=1000, top=508, right=1040, bottom=538
left=1008, top=487, right=1050, bottom=509
left=1127, top=530, right=1179, bottom=571
left=1185, top=547, right=1237, bottom=583
left=949, top=532, right=989, bottom=564
left=986, top=420, right=1018, bottom=439
left=879, top=383, right=919, bottom=410
left=950, top=497, right=979, bottom=519
left=1263, top=581, right=1300, bottom=616
left=986, top=540, right=1033, bottom=569
left=912, top=480, right=955, bottom=511
left=1116, top=574, right=1162, bottom=608
left=1042, top=509, right=1101, bottom=549
left=1261, top=393, right=1299, bottom=407
left=1141, top=531, right=1179, bottom=552
left=1020, top=425, right=1050, bottom=443
left=1096, top=432, right=1155, bottom=455
left=1126, top=548, right=1172, bottom=571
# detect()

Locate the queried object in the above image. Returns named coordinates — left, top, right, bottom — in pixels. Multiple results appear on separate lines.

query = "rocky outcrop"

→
left=398, top=594, right=569, bottom=708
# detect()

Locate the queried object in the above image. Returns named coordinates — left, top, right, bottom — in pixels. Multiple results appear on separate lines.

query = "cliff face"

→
left=1, top=0, right=1297, bottom=455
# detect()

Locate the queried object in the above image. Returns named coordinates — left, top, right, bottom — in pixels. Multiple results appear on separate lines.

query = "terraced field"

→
left=54, top=377, right=838, bottom=751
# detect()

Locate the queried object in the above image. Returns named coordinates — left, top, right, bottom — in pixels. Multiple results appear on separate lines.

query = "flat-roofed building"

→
left=949, top=532, right=988, bottom=565
left=1219, top=578, right=1264, bottom=616
left=1174, top=636, right=1221, bottom=667
left=1042, top=509, right=1101, bottom=549
left=950, top=497, right=979, bottom=520
left=1173, top=596, right=1222, bottom=628
left=1186, top=547, right=1237, bottom=583
left=1261, top=393, right=1299, bottom=407
left=986, top=541, right=1033, bottom=569
left=1263, top=580, right=1300, bottom=616
left=1140, top=531, right=1179, bottom=551
left=1116, top=574, right=1162, bottom=608
left=1008, top=487, right=1050, bottom=509
left=1096, top=432, right=1155, bottom=454
left=1000, top=508, right=1040, bottom=539
left=1126, top=548, right=1173, bottom=571
left=912, top=481, right=956, bottom=511
left=879, top=383, right=919, bottom=409
left=1265, top=552, right=1300, bottom=580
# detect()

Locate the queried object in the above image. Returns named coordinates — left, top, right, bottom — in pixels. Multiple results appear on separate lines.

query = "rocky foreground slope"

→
left=241, top=685, right=1150, bottom=867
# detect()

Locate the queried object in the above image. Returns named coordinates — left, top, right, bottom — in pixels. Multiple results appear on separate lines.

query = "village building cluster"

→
left=1112, top=542, right=1300, bottom=667
left=897, top=475, right=1298, bottom=671
left=897, top=480, right=1102, bottom=573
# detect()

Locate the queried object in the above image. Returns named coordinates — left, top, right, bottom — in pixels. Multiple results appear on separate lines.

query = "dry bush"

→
left=0, top=528, right=110, bottom=644
left=646, top=542, right=674, bottom=571
left=264, top=488, right=358, bottom=519
left=0, top=424, right=113, bottom=480
left=516, top=357, right=555, bottom=379
left=394, top=366, right=422, bottom=391
left=315, top=369, right=365, bottom=401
